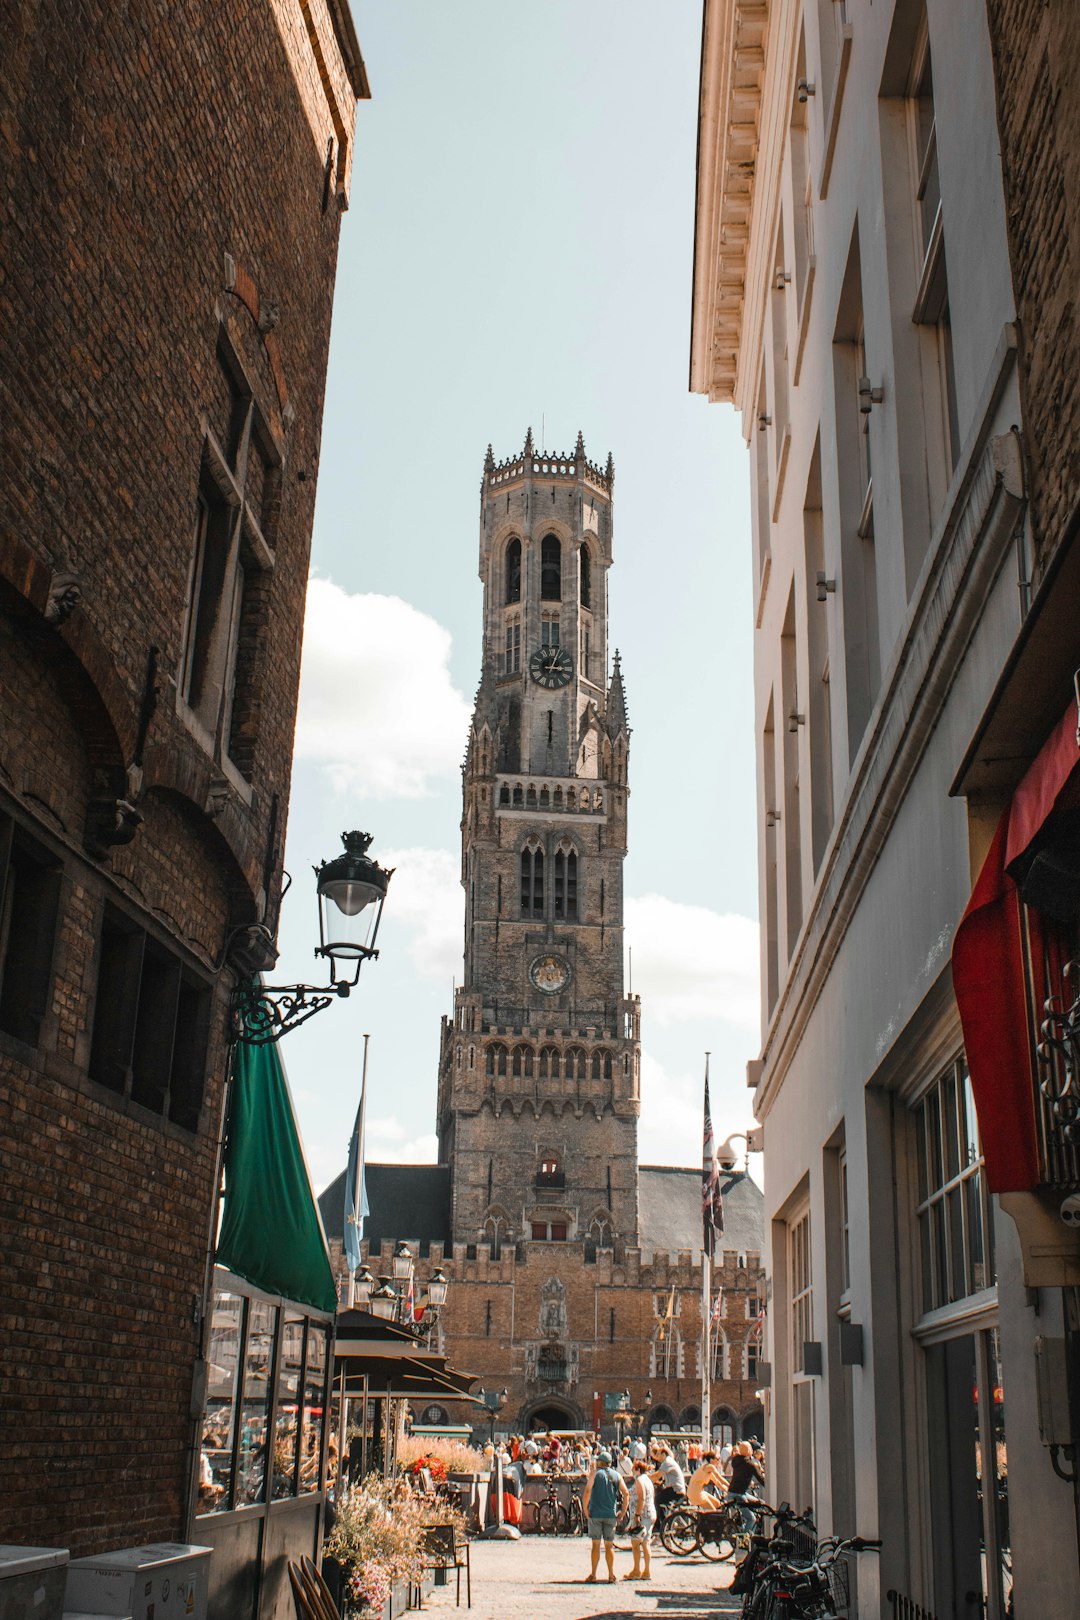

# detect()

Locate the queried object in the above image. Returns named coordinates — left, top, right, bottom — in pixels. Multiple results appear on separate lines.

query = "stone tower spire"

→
left=438, top=432, right=640, bottom=1252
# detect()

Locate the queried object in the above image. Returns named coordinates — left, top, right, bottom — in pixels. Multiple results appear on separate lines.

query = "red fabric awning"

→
left=953, top=703, right=1080, bottom=1192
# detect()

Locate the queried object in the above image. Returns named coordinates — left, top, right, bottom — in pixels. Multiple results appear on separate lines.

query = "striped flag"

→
left=702, top=1061, right=724, bottom=1258
left=343, top=1062, right=370, bottom=1275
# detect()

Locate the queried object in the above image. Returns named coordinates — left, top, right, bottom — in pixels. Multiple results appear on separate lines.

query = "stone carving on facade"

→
left=44, top=571, right=83, bottom=625
left=540, top=1276, right=566, bottom=1338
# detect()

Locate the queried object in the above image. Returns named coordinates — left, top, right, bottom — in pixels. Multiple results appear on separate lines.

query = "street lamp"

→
left=353, top=1265, right=375, bottom=1307
left=228, top=831, right=393, bottom=1044
left=368, top=1279, right=399, bottom=1321
left=620, top=1388, right=652, bottom=1440
left=479, top=1388, right=508, bottom=1444
left=392, top=1241, right=415, bottom=1284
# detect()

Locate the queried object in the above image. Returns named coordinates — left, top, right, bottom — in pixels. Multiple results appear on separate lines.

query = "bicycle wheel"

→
left=537, top=1499, right=560, bottom=1535
left=661, top=1509, right=699, bottom=1556
left=568, top=1499, right=586, bottom=1536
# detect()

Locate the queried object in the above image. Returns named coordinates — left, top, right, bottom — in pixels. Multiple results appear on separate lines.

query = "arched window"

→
left=711, top=1328, right=729, bottom=1382
left=512, top=1044, right=533, bottom=1079
left=539, top=1045, right=559, bottom=1081
left=505, top=537, right=521, bottom=604
left=711, top=1407, right=736, bottom=1448
left=499, top=783, right=510, bottom=805
left=579, top=543, right=591, bottom=608
left=590, top=1049, right=612, bottom=1081
left=554, top=848, right=577, bottom=920
left=487, top=1043, right=508, bottom=1078
left=541, top=534, right=561, bottom=601
left=651, top=1325, right=682, bottom=1380
left=564, top=1046, right=586, bottom=1082
left=520, top=845, right=544, bottom=918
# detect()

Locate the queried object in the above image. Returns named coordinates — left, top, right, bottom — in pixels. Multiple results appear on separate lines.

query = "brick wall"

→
left=986, top=0, right=1080, bottom=569
left=0, top=0, right=359, bottom=1554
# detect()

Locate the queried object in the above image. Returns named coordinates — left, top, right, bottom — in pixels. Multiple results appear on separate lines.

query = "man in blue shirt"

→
left=582, top=1450, right=629, bottom=1583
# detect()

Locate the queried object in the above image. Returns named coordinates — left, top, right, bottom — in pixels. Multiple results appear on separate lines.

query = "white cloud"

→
left=638, top=1050, right=761, bottom=1180
left=365, top=1115, right=440, bottom=1165
left=294, top=577, right=473, bottom=799
left=380, top=846, right=464, bottom=982
left=625, top=895, right=759, bottom=1029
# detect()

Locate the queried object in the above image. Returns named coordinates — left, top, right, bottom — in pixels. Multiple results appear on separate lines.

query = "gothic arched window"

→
left=554, top=849, right=577, bottom=920
left=565, top=1046, right=586, bottom=1082
left=539, top=1046, right=559, bottom=1081
left=505, top=537, right=521, bottom=604
left=541, top=534, right=561, bottom=601
left=579, top=543, right=591, bottom=608
left=520, top=845, right=544, bottom=918
left=487, top=1042, right=508, bottom=1078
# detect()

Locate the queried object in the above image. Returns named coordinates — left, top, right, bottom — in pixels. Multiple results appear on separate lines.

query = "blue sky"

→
left=272, top=1, right=760, bottom=1195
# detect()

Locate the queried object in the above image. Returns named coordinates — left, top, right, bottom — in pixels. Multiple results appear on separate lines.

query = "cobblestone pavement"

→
left=420, top=1534, right=742, bottom=1620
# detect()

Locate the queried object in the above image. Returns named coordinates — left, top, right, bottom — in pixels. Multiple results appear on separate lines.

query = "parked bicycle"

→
left=733, top=1502, right=882, bottom=1619
left=661, top=1497, right=744, bottom=1561
left=535, top=1476, right=585, bottom=1535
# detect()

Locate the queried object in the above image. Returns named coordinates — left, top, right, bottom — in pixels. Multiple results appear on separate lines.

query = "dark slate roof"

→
left=319, top=1164, right=452, bottom=1254
left=637, top=1167, right=763, bottom=1262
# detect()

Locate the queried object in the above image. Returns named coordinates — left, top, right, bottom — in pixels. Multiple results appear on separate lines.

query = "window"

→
left=89, top=905, right=211, bottom=1130
left=531, top=1221, right=567, bottom=1242
left=839, top=1148, right=851, bottom=1295
left=0, top=815, right=61, bottom=1047
left=579, top=544, right=591, bottom=608
left=914, top=1058, right=995, bottom=1314
left=504, top=617, right=521, bottom=674
left=789, top=1209, right=813, bottom=1372
left=833, top=230, right=880, bottom=755
left=651, top=1324, right=682, bottom=1380
left=505, top=537, right=522, bottom=604
left=553, top=847, right=577, bottom=920
left=790, top=30, right=814, bottom=324
left=537, top=1156, right=564, bottom=1188
left=541, top=616, right=560, bottom=647
left=520, top=844, right=544, bottom=918
left=909, top=20, right=960, bottom=481
left=540, top=534, right=561, bottom=600
left=182, top=344, right=277, bottom=778
left=802, top=443, right=834, bottom=872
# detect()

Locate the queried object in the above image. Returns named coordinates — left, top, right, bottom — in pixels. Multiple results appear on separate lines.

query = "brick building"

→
left=320, top=433, right=764, bottom=1445
left=0, top=0, right=365, bottom=1582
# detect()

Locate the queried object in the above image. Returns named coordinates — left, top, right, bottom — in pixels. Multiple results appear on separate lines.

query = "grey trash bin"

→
left=64, top=1544, right=211, bottom=1620
left=0, top=1545, right=69, bottom=1620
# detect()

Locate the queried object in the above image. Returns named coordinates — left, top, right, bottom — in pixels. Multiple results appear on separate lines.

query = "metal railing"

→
left=887, top=1590, right=940, bottom=1620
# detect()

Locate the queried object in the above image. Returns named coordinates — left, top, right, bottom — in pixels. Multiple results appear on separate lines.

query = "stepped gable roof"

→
left=319, top=1163, right=452, bottom=1253
left=638, top=1166, right=763, bottom=1263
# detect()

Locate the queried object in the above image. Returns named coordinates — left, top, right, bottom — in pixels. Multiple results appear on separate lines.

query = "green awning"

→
left=216, top=1037, right=337, bottom=1313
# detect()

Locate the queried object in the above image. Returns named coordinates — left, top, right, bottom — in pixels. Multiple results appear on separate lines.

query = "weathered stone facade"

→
left=0, top=0, right=365, bottom=1556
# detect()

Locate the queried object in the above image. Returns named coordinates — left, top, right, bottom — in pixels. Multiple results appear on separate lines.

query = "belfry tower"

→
left=437, top=429, right=641, bottom=1255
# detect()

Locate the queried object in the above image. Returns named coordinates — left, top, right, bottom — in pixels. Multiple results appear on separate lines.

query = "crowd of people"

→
left=486, top=1429, right=767, bottom=1580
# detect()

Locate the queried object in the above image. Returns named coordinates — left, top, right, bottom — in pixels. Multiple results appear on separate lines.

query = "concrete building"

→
left=692, top=2, right=1080, bottom=1616
left=320, top=433, right=765, bottom=1445
left=0, top=0, right=366, bottom=1601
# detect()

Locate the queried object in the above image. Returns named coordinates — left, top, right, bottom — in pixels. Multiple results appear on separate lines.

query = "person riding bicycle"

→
left=725, top=1440, right=765, bottom=1532
left=688, top=1450, right=726, bottom=1509
left=649, top=1443, right=686, bottom=1516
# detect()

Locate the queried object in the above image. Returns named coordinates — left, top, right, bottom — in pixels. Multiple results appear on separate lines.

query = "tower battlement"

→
left=483, top=429, right=614, bottom=498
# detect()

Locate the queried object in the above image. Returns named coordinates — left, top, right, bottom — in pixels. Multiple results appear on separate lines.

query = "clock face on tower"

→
left=529, top=644, right=573, bottom=688
left=529, top=953, right=571, bottom=995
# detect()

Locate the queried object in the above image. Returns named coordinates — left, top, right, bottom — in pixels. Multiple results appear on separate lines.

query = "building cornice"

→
left=690, top=0, right=770, bottom=405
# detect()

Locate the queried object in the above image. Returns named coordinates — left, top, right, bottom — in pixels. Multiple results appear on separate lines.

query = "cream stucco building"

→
left=692, top=3, right=1080, bottom=1617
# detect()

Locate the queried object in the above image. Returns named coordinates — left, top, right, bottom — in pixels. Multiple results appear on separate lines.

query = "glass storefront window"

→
left=198, top=1290, right=245, bottom=1515
left=299, top=1325, right=329, bottom=1494
left=271, top=1313, right=305, bottom=1499
left=236, top=1299, right=278, bottom=1506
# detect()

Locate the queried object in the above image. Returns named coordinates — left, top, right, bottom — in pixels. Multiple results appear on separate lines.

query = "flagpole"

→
left=701, top=1052, right=711, bottom=1450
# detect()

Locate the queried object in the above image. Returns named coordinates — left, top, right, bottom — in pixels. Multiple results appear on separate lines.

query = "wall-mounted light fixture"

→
left=858, top=376, right=884, bottom=415
left=765, top=808, right=782, bottom=827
